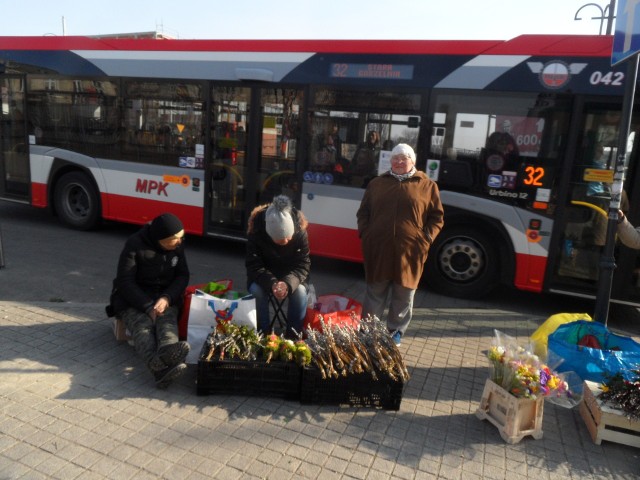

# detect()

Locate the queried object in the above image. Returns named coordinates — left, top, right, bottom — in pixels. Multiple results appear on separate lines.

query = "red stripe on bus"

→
left=483, top=35, right=612, bottom=57
left=31, top=182, right=48, bottom=208
left=310, top=224, right=550, bottom=294
left=0, top=36, right=501, bottom=55
left=307, top=223, right=363, bottom=263
left=101, top=193, right=204, bottom=235
left=513, top=252, right=546, bottom=293
left=0, top=35, right=613, bottom=57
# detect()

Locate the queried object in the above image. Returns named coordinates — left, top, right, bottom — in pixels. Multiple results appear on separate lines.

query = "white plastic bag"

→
left=307, top=284, right=317, bottom=308
left=185, top=290, right=256, bottom=363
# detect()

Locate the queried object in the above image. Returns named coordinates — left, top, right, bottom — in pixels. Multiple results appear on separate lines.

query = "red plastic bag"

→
left=303, top=294, right=362, bottom=332
left=178, top=279, right=232, bottom=340
left=577, top=334, right=602, bottom=349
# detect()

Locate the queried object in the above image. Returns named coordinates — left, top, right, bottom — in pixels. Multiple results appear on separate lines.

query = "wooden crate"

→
left=475, top=378, right=544, bottom=444
left=580, top=380, right=640, bottom=448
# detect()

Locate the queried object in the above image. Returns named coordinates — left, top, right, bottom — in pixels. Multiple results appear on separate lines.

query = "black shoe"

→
left=154, top=363, right=187, bottom=389
left=148, top=355, right=167, bottom=372
left=158, top=341, right=190, bottom=367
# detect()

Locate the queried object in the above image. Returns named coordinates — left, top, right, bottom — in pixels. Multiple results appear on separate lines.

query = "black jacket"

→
left=108, top=224, right=190, bottom=316
left=245, top=204, right=311, bottom=295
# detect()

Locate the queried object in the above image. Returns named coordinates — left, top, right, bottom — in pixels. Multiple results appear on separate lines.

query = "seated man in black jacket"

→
left=246, top=195, right=310, bottom=338
left=108, top=213, right=190, bottom=389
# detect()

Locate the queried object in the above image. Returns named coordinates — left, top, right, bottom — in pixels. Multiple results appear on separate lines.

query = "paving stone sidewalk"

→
left=1, top=300, right=639, bottom=480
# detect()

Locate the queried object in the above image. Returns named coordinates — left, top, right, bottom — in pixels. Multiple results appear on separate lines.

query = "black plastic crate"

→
left=197, top=359, right=302, bottom=400
left=300, top=366, right=405, bottom=410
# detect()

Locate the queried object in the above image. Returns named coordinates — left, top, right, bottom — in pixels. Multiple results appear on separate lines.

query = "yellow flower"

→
left=488, top=346, right=505, bottom=362
left=547, top=376, right=559, bottom=390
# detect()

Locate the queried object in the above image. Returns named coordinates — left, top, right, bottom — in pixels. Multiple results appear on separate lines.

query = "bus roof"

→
left=0, top=34, right=614, bottom=58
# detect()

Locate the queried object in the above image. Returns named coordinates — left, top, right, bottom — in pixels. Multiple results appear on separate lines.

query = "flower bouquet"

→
left=486, top=330, right=576, bottom=406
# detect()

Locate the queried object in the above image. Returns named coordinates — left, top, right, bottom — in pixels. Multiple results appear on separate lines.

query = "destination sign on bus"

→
left=330, top=63, right=414, bottom=80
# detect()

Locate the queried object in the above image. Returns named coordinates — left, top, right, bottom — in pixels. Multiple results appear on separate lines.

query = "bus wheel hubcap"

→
left=439, top=238, right=485, bottom=282
left=67, top=185, right=89, bottom=217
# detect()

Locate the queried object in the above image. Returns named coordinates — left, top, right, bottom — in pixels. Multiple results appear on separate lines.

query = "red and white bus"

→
left=2, top=34, right=640, bottom=303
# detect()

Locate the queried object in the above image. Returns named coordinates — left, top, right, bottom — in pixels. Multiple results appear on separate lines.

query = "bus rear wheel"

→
left=425, top=226, right=499, bottom=298
left=54, top=172, right=100, bottom=230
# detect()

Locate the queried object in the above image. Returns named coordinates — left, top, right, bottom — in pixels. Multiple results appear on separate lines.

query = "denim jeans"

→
left=249, top=282, right=308, bottom=336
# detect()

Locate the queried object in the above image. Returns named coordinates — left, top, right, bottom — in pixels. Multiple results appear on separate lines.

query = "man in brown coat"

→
left=356, top=143, right=444, bottom=345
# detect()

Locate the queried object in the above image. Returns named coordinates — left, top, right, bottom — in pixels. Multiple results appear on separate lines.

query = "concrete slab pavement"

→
left=1, top=295, right=639, bottom=480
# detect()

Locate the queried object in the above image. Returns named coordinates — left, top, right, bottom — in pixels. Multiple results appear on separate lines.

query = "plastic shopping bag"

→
left=548, top=320, right=640, bottom=383
left=530, top=312, right=592, bottom=358
left=303, top=294, right=362, bottom=332
left=178, top=280, right=232, bottom=340
left=185, top=290, right=256, bottom=364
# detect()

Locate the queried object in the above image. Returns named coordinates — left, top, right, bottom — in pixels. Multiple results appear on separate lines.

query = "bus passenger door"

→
left=207, top=87, right=251, bottom=233
left=255, top=88, right=304, bottom=205
left=550, top=101, right=640, bottom=304
left=0, top=75, right=30, bottom=200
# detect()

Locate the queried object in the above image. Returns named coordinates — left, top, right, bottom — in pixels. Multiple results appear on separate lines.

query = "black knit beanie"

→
left=149, top=213, right=183, bottom=241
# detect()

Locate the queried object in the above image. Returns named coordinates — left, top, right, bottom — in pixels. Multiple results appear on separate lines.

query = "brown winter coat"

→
left=356, top=171, right=444, bottom=289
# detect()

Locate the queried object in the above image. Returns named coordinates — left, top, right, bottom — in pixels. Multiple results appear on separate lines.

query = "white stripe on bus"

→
left=73, top=50, right=314, bottom=63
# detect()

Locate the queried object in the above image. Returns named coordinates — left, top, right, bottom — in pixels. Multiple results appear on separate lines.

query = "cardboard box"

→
left=475, top=378, right=544, bottom=444
left=580, top=380, right=640, bottom=448
left=112, top=317, right=132, bottom=343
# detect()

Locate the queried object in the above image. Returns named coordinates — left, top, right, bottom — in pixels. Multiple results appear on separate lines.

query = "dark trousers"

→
left=362, top=281, right=415, bottom=334
left=121, top=306, right=180, bottom=371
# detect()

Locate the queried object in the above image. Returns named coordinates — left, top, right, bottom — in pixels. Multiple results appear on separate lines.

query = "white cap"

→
left=391, top=143, right=416, bottom=163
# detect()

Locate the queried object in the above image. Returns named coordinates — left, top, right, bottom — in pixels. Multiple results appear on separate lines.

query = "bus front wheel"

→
left=425, top=226, right=499, bottom=298
left=54, top=172, right=100, bottom=230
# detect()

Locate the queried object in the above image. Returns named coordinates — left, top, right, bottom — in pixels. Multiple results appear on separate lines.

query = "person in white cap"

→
left=246, top=195, right=311, bottom=337
left=356, top=143, right=444, bottom=345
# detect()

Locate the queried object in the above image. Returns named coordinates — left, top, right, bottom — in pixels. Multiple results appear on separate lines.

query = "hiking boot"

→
left=148, top=355, right=167, bottom=372
left=154, top=363, right=187, bottom=389
left=158, top=341, right=190, bottom=367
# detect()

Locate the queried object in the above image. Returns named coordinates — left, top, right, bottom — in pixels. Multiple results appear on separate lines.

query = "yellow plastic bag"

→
left=530, top=312, right=592, bottom=358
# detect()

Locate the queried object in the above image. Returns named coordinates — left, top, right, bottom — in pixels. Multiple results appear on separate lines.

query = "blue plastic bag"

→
left=548, top=320, right=640, bottom=383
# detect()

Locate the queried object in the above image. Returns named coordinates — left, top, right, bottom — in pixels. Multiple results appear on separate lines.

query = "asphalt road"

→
left=0, top=200, right=366, bottom=304
left=1, top=199, right=639, bottom=336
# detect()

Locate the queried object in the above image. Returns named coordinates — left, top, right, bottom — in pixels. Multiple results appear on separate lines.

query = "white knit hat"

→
left=265, top=195, right=295, bottom=241
left=391, top=143, right=416, bottom=163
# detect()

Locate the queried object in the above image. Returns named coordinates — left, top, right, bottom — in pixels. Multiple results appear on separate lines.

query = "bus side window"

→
left=350, top=130, right=380, bottom=188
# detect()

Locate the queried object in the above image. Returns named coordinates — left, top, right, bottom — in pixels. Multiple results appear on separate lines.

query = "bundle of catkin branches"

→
left=304, top=315, right=409, bottom=382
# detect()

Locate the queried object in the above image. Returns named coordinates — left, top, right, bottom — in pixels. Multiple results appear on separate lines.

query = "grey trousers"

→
left=121, top=306, right=180, bottom=371
left=362, top=280, right=415, bottom=334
